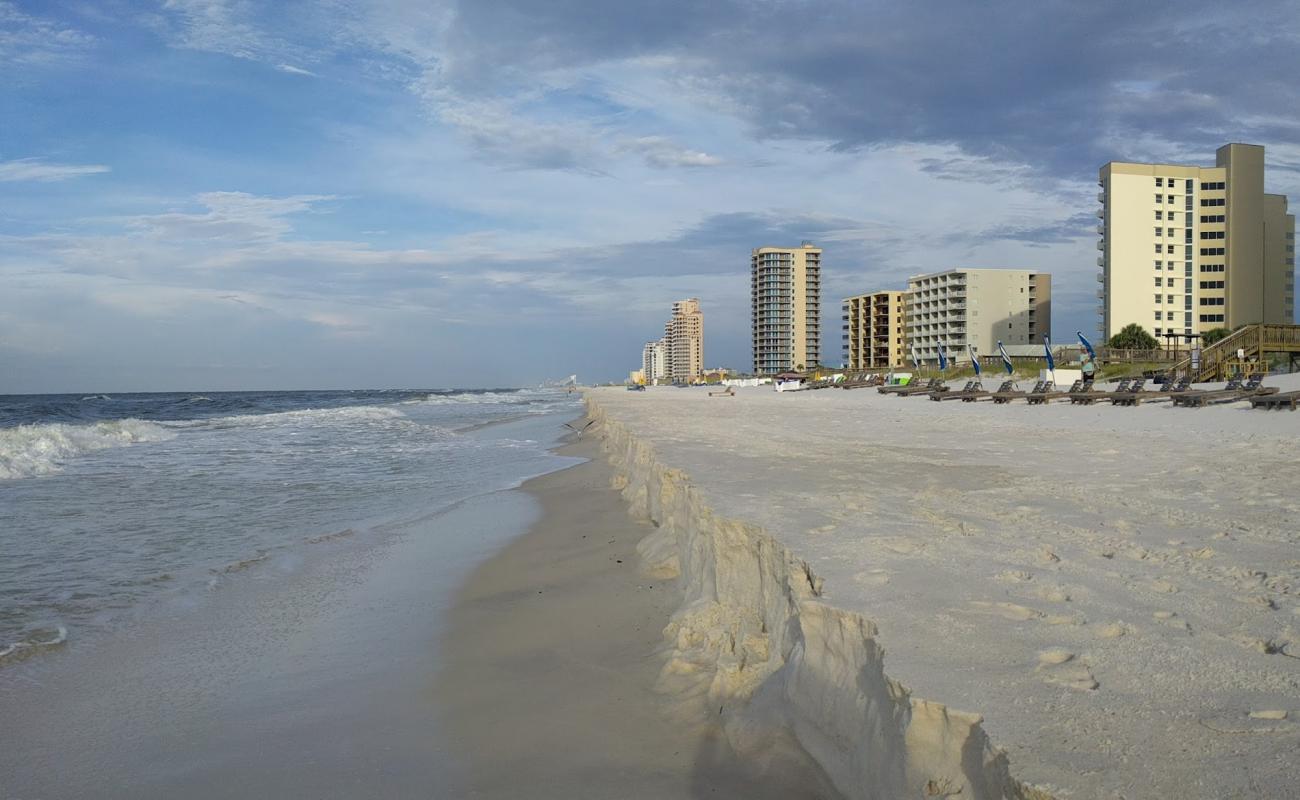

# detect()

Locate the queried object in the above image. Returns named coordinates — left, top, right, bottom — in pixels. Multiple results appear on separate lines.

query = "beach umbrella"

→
left=910, top=344, right=920, bottom=369
left=1044, top=336, right=1056, bottom=384
left=1077, top=331, right=1096, bottom=360
left=937, top=341, right=948, bottom=371
left=968, top=343, right=981, bottom=376
left=997, top=340, right=1014, bottom=375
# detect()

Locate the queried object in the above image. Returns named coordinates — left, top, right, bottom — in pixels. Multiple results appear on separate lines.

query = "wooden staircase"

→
left=1171, top=323, right=1300, bottom=381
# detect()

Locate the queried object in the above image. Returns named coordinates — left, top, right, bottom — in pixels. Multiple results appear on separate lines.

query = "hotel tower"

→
left=751, top=243, right=822, bottom=374
left=1098, top=143, right=1295, bottom=342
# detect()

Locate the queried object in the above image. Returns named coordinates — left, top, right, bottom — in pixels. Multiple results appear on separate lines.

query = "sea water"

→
left=0, top=388, right=582, bottom=797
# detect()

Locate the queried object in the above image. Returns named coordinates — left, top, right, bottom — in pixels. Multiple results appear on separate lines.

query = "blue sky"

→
left=2, top=1, right=1298, bottom=391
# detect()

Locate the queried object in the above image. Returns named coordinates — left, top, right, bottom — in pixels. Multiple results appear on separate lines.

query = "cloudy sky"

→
left=3, top=1, right=1298, bottom=391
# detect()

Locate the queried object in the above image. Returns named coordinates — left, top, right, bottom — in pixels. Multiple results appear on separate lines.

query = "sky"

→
left=2, top=1, right=1299, bottom=392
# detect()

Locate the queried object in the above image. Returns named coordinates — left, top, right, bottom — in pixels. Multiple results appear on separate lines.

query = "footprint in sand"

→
left=967, top=601, right=1044, bottom=622
left=853, top=569, right=892, bottom=587
left=1151, top=579, right=1179, bottom=594
left=1035, top=649, right=1099, bottom=691
left=1095, top=622, right=1133, bottom=639
left=1154, top=610, right=1191, bottom=632
left=1033, top=584, right=1072, bottom=603
left=996, top=570, right=1033, bottom=583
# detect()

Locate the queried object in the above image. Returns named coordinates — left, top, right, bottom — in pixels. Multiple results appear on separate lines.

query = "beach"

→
left=434, top=434, right=837, bottom=798
left=583, top=381, right=1300, bottom=799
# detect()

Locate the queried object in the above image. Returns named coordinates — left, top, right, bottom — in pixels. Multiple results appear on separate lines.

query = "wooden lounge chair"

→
left=1126, top=376, right=1192, bottom=405
left=878, top=376, right=926, bottom=394
left=991, top=380, right=1041, bottom=404
left=1172, top=375, right=1244, bottom=407
left=960, top=379, right=1013, bottom=402
left=1250, top=390, right=1300, bottom=410
left=1026, top=379, right=1084, bottom=405
left=931, top=380, right=982, bottom=401
left=1108, top=378, right=1151, bottom=406
left=1071, top=378, right=1129, bottom=405
left=1176, top=374, right=1276, bottom=407
left=892, top=378, right=943, bottom=396
left=842, top=373, right=884, bottom=390
left=708, top=386, right=735, bottom=397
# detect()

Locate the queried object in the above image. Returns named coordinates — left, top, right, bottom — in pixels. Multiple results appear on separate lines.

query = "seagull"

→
left=562, top=420, right=596, bottom=438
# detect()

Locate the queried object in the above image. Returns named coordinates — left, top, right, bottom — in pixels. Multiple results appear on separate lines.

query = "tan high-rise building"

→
left=752, top=243, right=821, bottom=374
left=905, top=269, right=1051, bottom=365
left=663, top=298, right=703, bottom=383
left=842, top=290, right=905, bottom=370
left=1099, top=143, right=1295, bottom=343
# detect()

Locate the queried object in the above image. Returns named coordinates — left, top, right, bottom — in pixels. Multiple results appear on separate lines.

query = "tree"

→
left=1107, top=323, right=1158, bottom=350
left=1202, top=327, right=1231, bottom=345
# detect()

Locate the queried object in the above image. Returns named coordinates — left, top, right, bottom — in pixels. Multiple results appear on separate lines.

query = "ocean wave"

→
left=80, top=394, right=112, bottom=401
left=410, top=390, right=543, bottom=406
left=183, top=404, right=410, bottom=431
left=0, top=419, right=177, bottom=480
left=0, top=626, right=68, bottom=664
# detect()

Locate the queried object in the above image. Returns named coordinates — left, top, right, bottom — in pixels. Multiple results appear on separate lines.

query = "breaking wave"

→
left=0, top=419, right=176, bottom=480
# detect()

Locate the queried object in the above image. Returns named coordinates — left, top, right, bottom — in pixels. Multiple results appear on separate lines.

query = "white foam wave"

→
left=181, top=404, right=410, bottom=431
left=411, top=390, right=552, bottom=406
left=0, top=626, right=68, bottom=663
left=0, top=419, right=176, bottom=480
left=80, top=394, right=112, bottom=401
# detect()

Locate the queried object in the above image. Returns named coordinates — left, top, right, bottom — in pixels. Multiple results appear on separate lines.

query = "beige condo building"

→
left=664, top=298, right=704, bottom=383
left=1098, top=143, right=1295, bottom=343
left=841, top=290, right=905, bottom=369
left=752, top=243, right=821, bottom=374
left=641, top=339, right=667, bottom=385
left=905, top=269, right=1051, bottom=365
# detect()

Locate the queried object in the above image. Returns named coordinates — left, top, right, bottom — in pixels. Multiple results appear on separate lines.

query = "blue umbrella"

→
left=968, top=343, right=981, bottom=376
left=937, top=341, right=948, bottom=371
left=1077, top=331, right=1096, bottom=360
left=997, top=340, right=1014, bottom=375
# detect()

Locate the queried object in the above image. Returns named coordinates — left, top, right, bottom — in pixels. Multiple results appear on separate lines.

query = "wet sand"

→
left=434, top=432, right=838, bottom=799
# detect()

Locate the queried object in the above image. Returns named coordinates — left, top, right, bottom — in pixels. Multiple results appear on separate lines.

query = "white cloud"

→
left=275, top=63, right=317, bottom=76
left=0, top=2, right=95, bottom=66
left=0, top=158, right=110, bottom=182
left=620, top=136, right=721, bottom=169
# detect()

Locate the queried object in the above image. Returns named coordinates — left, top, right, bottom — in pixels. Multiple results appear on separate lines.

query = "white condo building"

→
left=905, top=269, right=1051, bottom=365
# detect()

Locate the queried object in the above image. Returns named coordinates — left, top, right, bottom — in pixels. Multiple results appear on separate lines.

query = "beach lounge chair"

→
left=1127, top=376, right=1192, bottom=405
left=1171, top=375, right=1244, bottom=407
left=959, top=379, right=1013, bottom=402
left=931, top=380, right=982, bottom=401
left=991, top=380, right=1041, bottom=404
left=878, top=376, right=925, bottom=394
left=1250, top=390, right=1300, bottom=411
left=1070, top=378, right=1130, bottom=405
left=895, top=378, right=945, bottom=397
left=708, top=386, right=735, bottom=397
left=1176, top=374, right=1276, bottom=407
left=1026, top=379, right=1084, bottom=405
left=1107, top=378, right=1151, bottom=406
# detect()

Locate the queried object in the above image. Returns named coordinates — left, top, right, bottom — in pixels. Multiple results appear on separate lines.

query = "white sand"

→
left=585, top=377, right=1300, bottom=799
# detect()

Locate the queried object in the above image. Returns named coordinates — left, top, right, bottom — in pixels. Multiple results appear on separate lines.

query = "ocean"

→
left=1, top=387, right=585, bottom=797
left=0, top=388, right=580, bottom=665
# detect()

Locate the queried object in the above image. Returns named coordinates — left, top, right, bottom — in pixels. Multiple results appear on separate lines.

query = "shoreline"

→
left=433, top=429, right=840, bottom=799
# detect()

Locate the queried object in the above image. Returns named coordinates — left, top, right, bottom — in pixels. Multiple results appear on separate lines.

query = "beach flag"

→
left=968, top=343, right=981, bottom=376
left=1044, top=336, right=1056, bottom=384
left=937, top=341, right=948, bottom=371
left=911, top=344, right=920, bottom=369
left=1077, top=331, right=1096, bottom=360
left=997, top=340, right=1014, bottom=375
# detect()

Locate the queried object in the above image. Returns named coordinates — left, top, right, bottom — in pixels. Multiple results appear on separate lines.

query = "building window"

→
left=1155, top=177, right=1163, bottom=187
left=1155, top=293, right=1162, bottom=303
left=1199, top=280, right=1225, bottom=289
left=1155, top=194, right=1163, bottom=203
left=1166, top=277, right=1174, bottom=287
left=1155, top=312, right=1162, bottom=321
left=1154, top=260, right=1163, bottom=270
left=1155, top=244, right=1163, bottom=253
left=1166, top=245, right=1175, bottom=253
left=1166, top=195, right=1174, bottom=203
left=1199, top=297, right=1225, bottom=306
left=1155, top=210, right=1163, bottom=220
left=1154, top=227, right=1162, bottom=237
left=1167, top=228, right=1175, bottom=237
left=1154, top=327, right=1162, bottom=335
left=1166, top=311, right=1175, bottom=320
left=1199, top=314, right=1225, bottom=323
left=1200, top=247, right=1225, bottom=256
left=1200, top=198, right=1226, bottom=207
left=1200, top=214, right=1225, bottom=223
left=1200, top=231, right=1225, bottom=240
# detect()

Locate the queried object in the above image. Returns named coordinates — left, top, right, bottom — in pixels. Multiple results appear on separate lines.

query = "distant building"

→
left=1099, top=143, right=1295, bottom=343
left=641, top=339, right=667, bottom=385
left=905, top=269, right=1051, bottom=365
left=752, top=243, right=822, bottom=374
left=842, top=290, right=905, bottom=370
left=664, top=298, right=704, bottom=383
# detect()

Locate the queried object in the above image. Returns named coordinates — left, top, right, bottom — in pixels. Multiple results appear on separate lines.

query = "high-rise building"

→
left=641, top=339, right=667, bottom=385
left=663, top=298, right=703, bottom=383
left=1099, top=143, right=1295, bottom=342
left=751, top=243, right=821, bottom=374
left=905, top=269, right=1051, bottom=365
left=842, top=290, right=905, bottom=370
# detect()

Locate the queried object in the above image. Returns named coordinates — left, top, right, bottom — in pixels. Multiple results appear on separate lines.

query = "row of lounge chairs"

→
left=871, top=374, right=1279, bottom=407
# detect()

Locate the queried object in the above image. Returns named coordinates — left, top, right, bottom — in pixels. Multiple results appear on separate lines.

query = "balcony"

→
left=1098, top=192, right=1105, bottom=203
left=1096, top=240, right=1104, bottom=250
left=1096, top=272, right=1104, bottom=283
left=1096, top=208, right=1104, bottom=219
left=1096, top=256, right=1104, bottom=267
left=1097, top=224, right=1105, bottom=235
left=1096, top=289, right=1105, bottom=299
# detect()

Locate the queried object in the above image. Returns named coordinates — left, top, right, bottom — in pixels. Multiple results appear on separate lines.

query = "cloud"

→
left=0, top=158, right=110, bottom=182
left=275, top=63, right=316, bottom=76
left=0, top=2, right=95, bottom=66
left=620, top=136, right=720, bottom=169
